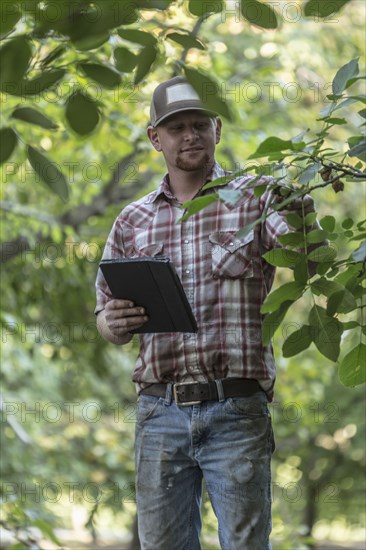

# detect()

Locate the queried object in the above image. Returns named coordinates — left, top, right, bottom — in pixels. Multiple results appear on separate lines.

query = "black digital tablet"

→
left=99, top=257, right=198, bottom=333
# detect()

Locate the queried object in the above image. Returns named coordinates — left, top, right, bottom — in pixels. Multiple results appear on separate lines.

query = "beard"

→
left=175, top=150, right=210, bottom=172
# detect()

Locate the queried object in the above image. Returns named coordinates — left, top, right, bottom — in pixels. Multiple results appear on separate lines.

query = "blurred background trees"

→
left=1, top=1, right=365, bottom=548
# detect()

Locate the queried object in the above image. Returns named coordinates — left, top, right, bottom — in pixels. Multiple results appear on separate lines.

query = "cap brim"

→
left=152, top=107, right=217, bottom=127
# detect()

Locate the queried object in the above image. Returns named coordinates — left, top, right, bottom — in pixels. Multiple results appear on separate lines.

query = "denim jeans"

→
left=135, top=386, right=274, bottom=550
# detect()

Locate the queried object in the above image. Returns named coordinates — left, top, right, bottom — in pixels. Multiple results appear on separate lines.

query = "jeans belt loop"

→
left=164, top=383, right=173, bottom=405
left=214, top=379, right=225, bottom=402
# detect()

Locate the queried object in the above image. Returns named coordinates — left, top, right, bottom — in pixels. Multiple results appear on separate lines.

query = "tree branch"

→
left=0, top=148, right=154, bottom=263
left=170, top=15, right=208, bottom=77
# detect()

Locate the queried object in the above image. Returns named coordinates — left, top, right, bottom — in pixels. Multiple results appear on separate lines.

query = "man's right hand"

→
left=97, top=299, right=148, bottom=344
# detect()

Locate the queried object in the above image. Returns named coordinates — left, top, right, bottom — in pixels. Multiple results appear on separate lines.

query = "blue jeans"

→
left=135, top=387, right=274, bottom=550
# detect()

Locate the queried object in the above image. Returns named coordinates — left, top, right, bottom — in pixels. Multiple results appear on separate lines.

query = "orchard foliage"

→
left=0, top=2, right=365, bottom=546
left=0, top=0, right=358, bottom=190
left=0, top=4, right=365, bottom=371
left=183, top=58, right=366, bottom=386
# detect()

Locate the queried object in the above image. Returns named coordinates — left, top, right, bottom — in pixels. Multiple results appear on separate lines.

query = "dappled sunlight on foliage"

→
left=1, top=0, right=365, bottom=548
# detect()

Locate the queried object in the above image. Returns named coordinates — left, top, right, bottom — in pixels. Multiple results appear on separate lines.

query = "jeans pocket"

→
left=225, top=395, right=270, bottom=418
left=136, top=395, right=164, bottom=423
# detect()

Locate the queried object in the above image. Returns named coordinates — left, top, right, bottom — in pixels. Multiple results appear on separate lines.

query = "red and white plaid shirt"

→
left=95, top=162, right=292, bottom=400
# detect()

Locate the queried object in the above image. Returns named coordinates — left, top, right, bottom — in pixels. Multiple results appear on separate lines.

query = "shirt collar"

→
left=144, top=161, right=227, bottom=204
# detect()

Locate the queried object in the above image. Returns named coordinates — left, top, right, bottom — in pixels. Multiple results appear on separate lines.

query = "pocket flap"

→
left=137, top=242, right=164, bottom=257
left=209, top=230, right=254, bottom=252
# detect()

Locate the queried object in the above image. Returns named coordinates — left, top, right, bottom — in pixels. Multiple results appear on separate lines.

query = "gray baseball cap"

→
left=149, top=76, right=217, bottom=127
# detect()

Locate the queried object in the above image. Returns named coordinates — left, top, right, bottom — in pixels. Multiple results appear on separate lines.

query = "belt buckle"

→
left=173, top=382, right=202, bottom=407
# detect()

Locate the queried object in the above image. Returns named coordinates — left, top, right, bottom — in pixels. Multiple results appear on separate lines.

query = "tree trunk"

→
left=303, top=482, right=317, bottom=548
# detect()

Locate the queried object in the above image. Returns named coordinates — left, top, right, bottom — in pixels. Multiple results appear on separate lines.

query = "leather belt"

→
left=139, top=378, right=263, bottom=406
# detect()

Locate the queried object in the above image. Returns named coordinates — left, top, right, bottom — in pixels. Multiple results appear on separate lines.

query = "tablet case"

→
left=99, top=257, right=198, bottom=333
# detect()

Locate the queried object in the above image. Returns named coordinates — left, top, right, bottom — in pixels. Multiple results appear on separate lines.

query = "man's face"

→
left=148, top=111, right=221, bottom=173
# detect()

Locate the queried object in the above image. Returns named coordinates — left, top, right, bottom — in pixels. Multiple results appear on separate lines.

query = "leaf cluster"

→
left=182, top=59, right=366, bottom=386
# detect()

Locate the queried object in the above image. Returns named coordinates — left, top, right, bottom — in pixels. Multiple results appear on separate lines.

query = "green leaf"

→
left=327, top=288, right=357, bottom=315
left=134, top=45, right=158, bottom=85
left=0, top=35, right=32, bottom=91
left=27, top=146, right=69, bottom=202
left=261, top=281, right=305, bottom=314
left=304, top=0, right=352, bottom=18
left=342, top=217, right=354, bottom=229
left=166, top=32, right=206, bottom=50
left=180, top=193, right=218, bottom=221
left=263, top=248, right=302, bottom=268
left=78, top=1, right=139, bottom=32
left=282, top=325, right=313, bottom=357
left=345, top=76, right=366, bottom=90
left=249, top=137, right=304, bottom=159
left=78, top=63, right=121, bottom=89
left=298, top=162, right=321, bottom=185
left=339, top=343, right=366, bottom=387
left=0, top=3, right=21, bottom=37
left=358, top=108, right=366, bottom=119
left=352, top=240, right=366, bottom=262
left=306, top=229, right=328, bottom=244
left=11, top=107, right=58, bottom=130
left=188, top=0, right=224, bottom=16
left=114, top=46, right=139, bottom=72
left=311, top=277, right=342, bottom=297
left=348, top=135, right=363, bottom=149
left=72, top=32, right=110, bottom=51
left=294, top=256, right=309, bottom=284
left=236, top=217, right=263, bottom=239
left=184, top=66, right=234, bottom=121
left=262, top=301, right=292, bottom=346
left=307, top=245, right=337, bottom=263
left=33, top=518, right=62, bottom=546
left=134, top=0, right=175, bottom=9
left=326, top=290, right=344, bottom=316
left=278, top=232, right=305, bottom=247
left=0, top=128, right=18, bottom=165
left=240, top=0, right=278, bottom=29
left=308, top=305, right=343, bottom=361
left=65, top=91, right=100, bottom=136
left=19, top=69, right=66, bottom=95
left=317, top=260, right=336, bottom=277
left=332, top=97, right=363, bottom=113
left=332, top=58, right=359, bottom=96
left=319, top=117, right=347, bottom=125
left=342, top=321, right=360, bottom=331
left=40, top=45, right=67, bottom=68
left=305, top=211, right=317, bottom=226
left=253, top=183, right=268, bottom=198
left=285, top=212, right=303, bottom=229
left=348, top=138, right=366, bottom=162
left=118, top=29, right=157, bottom=47
left=319, top=215, right=336, bottom=232
left=334, top=264, right=361, bottom=286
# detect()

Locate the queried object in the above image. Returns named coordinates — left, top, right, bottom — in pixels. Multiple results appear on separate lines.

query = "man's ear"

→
left=147, top=125, right=162, bottom=151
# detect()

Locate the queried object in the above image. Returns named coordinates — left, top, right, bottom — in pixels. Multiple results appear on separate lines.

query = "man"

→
left=95, top=76, right=316, bottom=549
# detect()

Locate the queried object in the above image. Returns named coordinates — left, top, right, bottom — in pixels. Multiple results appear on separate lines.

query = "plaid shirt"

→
left=95, top=162, right=292, bottom=400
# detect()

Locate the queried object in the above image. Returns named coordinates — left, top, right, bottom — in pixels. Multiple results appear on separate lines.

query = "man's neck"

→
left=168, top=162, right=214, bottom=203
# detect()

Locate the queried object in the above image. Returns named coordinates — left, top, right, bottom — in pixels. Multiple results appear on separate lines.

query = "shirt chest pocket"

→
left=209, top=230, right=254, bottom=279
